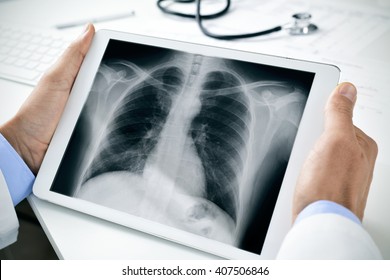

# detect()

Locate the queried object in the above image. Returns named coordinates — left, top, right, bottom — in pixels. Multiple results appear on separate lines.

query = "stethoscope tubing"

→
left=157, top=0, right=285, bottom=40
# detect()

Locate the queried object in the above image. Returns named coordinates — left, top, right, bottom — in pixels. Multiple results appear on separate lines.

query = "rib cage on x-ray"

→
left=190, top=70, right=251, bottom=222
left=83, top=65, right=184, bottom=181
left=73, top=52, right=308, bottom=252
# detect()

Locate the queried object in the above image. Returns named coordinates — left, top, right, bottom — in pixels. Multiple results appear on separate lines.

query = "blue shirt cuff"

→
left=0, top=133, right=35, bottom=205
left=295, top=200, right=361, bottom=225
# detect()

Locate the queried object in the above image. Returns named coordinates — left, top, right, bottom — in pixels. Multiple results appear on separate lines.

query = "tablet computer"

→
left=33, top=29, right=340, bottom=259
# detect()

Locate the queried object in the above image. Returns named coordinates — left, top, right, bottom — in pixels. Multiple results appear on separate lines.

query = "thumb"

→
left=40, top=23, right=95, bottom=89
left=324, top=82, right=357, bottom=132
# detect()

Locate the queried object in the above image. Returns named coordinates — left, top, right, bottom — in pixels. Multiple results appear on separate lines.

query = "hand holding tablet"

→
left=32, top=29, right=340, bottom=259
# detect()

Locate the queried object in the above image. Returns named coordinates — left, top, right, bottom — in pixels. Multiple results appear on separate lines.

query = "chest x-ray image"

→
left=51, top=39, right=314, bottom=254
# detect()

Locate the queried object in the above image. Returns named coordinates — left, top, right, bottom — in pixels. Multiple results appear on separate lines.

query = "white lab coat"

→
left=0, top=170, right=19, bottom=250
left=277, top=213, right=382, bottom=259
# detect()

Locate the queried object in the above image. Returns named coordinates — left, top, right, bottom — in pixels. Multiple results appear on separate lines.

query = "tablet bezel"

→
left=33, top=29, right=340, bottom=259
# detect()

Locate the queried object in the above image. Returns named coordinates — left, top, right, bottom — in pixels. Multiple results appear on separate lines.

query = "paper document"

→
left=129, top=0, right=390, bottom=258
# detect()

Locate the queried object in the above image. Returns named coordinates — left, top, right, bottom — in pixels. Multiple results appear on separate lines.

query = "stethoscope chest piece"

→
left=284, top=13, right=318, bottom=35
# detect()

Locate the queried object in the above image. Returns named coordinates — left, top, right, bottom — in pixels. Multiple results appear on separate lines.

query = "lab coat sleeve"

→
left=0, top=170, right=19, bottom=250
left=277, top=213, right=383, bottom=259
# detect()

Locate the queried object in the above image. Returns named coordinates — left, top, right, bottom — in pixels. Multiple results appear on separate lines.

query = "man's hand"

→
left=293, top=82, right=378, bottom=221
left=0, top=24, right=95, bottom=174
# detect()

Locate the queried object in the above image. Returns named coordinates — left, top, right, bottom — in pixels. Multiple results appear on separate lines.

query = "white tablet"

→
left=33, top=29, right=340, bottom=259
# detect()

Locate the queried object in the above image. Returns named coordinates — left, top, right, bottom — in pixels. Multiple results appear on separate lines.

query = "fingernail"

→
left=338, top=83, right=357, bottom=102
left=79, top=23, right=90, bottom=37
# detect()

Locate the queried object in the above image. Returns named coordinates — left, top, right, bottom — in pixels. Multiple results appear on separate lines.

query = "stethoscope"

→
left=157, top=0, right=318, bottom=40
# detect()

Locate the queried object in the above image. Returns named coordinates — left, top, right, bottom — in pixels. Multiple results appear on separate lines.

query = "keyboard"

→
left=0, top=22, right=71, bottom=86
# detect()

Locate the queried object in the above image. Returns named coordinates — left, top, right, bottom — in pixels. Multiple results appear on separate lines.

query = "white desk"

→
left=1, top=0, right=389, bottom=259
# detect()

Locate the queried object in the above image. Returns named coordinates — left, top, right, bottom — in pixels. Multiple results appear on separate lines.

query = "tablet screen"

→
left=50, top=39, right=315, bottom=255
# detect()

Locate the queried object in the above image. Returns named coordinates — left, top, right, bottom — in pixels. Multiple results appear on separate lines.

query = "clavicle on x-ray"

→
left=52, top=40, right=314, bottom=254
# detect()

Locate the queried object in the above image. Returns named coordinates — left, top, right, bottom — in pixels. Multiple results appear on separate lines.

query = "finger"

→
left=41, top=23, right=95, bottom=90
left=324, top=82, right=357, bottom=132
left=355, top=127, right=377, bottom=220
left=354, top=125, right=378, bottom=165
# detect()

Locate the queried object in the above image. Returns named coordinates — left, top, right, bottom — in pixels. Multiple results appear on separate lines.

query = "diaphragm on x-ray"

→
left=51, top=40, right=314, bottom=254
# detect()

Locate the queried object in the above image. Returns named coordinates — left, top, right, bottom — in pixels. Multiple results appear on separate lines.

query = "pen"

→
left=55, top=10, right=135, bottom=29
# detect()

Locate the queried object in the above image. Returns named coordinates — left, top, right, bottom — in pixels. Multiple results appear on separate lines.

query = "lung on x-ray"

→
left=51, top=39, right=314, bottom=254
